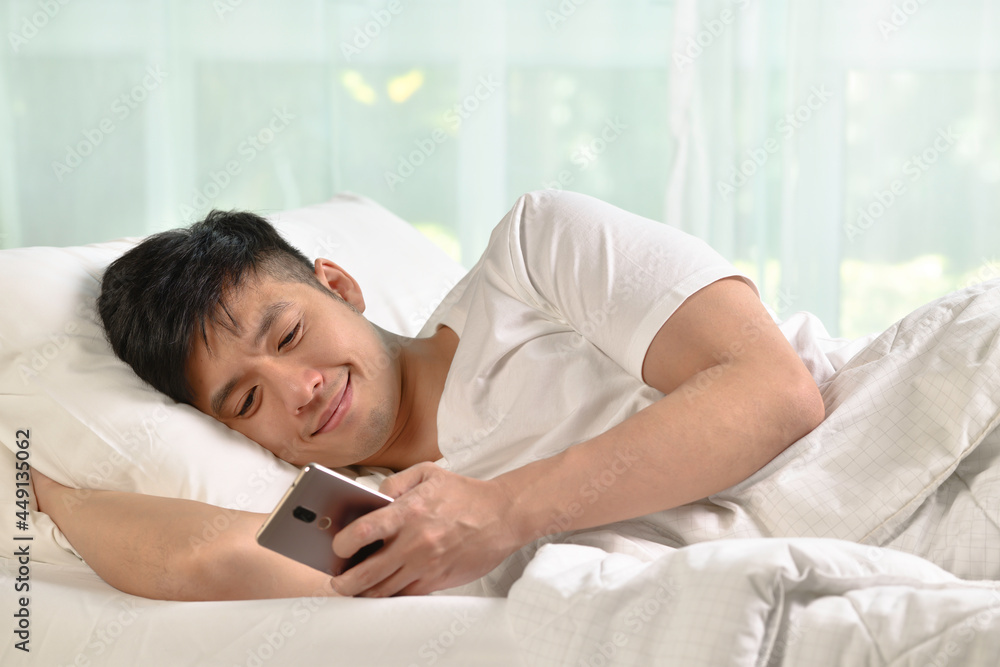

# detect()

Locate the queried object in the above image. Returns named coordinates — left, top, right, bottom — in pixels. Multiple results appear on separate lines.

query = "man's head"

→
left=98, top=211, right=316, bottom=406
left=98, top=211, right=403, bottom=467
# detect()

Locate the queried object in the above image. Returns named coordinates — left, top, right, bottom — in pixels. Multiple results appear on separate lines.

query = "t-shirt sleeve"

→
left=499, top=190, right=758, bottom=383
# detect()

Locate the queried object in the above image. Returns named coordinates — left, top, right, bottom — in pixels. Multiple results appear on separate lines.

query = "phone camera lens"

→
left=293, top=506, right=317, bottom=523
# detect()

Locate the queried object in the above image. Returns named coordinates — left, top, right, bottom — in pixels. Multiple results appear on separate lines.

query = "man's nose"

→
left=274, top=363, right=323, bottom=414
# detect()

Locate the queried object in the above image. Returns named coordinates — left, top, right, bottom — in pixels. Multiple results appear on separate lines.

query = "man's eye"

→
left=238, top=387, right=256, bottom=417
left=279, top=323, right=300, bottom=350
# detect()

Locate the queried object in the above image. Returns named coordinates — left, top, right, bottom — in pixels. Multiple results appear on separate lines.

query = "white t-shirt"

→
left=417, top=190, right=756, bottom=481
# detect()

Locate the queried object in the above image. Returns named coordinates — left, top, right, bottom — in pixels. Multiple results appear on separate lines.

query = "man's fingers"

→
left=357, top=564, right=421, bottom=598
left=331, top=504, right=398, bottom=558
left=329, top=467, right=444, bottom=595
left=378, top=461, right=440, bottom=499
left=332, top=465, right=490, bottom=597
left=330, top=551, right=403, bottom=597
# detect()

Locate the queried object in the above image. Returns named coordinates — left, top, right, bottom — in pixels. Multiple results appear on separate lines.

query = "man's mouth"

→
left=313, top=373, right=351, bottom=436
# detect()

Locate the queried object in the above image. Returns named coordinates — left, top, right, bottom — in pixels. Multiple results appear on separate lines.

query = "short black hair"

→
left=97, top=210, right=317, bottom=405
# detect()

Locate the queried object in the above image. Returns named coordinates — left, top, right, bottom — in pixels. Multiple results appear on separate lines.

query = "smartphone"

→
left=256, top=463, right=393, bottom=576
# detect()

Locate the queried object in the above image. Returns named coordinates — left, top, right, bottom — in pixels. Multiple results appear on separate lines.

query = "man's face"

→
left=184, top=266, right=401, bottom=468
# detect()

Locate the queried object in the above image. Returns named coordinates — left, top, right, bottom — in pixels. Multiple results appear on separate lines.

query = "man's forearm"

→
left=37, top=478, right=337, bottom=601
left=493, top=359, right=823, bottom=545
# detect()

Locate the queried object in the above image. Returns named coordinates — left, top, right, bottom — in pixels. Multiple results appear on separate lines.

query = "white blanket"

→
left=507, top=536, right=1000, bottom=666
left=491, top=278, right=1000, bottom=665
left=600, top=276, right=1000, bottom=578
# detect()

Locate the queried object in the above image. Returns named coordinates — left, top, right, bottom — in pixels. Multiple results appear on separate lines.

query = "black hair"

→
left=97, top=210, right=317, bottom=405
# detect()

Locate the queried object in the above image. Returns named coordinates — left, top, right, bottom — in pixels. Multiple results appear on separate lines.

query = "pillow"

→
left=0, top=193, right=467, bottom=563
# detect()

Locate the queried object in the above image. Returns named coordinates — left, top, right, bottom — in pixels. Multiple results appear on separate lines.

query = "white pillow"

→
left=0, top=193, right=467, bottom=563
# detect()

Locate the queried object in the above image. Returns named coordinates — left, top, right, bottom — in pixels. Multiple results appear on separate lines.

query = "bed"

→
left=2, top=194, right=1000, bottom=666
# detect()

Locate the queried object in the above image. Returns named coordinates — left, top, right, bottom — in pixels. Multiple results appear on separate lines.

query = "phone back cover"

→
left=257, top=465, right=391, bottom=576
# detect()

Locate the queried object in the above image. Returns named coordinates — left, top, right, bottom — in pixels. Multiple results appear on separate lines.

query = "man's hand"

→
left=329, top=462, right=523, bottom=597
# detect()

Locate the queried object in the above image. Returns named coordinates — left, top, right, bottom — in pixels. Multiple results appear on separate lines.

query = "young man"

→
left=32, top=191, right=825, bottom=601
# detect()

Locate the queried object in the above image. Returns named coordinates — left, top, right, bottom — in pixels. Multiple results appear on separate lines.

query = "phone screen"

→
left=256, top=463, right=393, bottom=576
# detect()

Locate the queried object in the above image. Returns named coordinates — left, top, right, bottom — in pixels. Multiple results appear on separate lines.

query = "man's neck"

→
left=360, top=324, right=459, bottom=471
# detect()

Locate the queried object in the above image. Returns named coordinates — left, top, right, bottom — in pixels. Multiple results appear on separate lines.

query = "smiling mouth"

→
left=313, top=373, right=351, bottom=436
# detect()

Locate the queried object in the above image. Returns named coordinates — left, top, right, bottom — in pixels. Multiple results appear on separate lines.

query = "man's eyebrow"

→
left=253, top=301, right=293, bottom=348
left=211, top=377, right=240, bottom=418
left=209, top=300, right=292, bottom=417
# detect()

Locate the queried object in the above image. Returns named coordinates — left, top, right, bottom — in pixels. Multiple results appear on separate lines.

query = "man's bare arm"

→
left=498, top=276, right=824, bottom=534
left=31, top=470, right=338, bottom=601
left=329, top=277, right=825, bottom=597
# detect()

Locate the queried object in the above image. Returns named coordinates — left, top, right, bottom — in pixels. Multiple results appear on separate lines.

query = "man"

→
left=32, top=191, right=825, bottom=600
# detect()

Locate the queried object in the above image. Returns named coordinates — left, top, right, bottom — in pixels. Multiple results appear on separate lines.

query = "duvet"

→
left=498, top=276, right=1000, bottom=665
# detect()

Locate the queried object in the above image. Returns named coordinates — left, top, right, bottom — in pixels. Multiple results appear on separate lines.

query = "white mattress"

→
left=1, top=558, right=516, bottom=666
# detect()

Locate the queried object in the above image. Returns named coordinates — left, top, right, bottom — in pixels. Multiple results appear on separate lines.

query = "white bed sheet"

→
left=0, top=558, right=518, bottom=667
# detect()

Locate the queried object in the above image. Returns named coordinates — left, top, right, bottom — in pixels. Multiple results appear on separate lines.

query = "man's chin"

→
left=273, top=444, right=370, bottom=471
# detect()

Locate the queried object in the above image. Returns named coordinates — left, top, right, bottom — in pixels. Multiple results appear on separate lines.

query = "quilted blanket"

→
left=496, top=278, right=1000, bottom=665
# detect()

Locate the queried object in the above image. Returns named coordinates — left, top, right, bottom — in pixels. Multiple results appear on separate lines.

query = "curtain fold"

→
left=0, top=0, right=996, bottom=337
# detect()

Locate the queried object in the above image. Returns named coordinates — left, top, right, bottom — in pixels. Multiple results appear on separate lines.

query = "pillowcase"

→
left=0, top=193, right=467, bottom=563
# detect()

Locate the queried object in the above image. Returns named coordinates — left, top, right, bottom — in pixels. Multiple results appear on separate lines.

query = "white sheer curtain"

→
left=667, top=0, right=1000, bottom=335
left=1, top=0, right=997, bottom=337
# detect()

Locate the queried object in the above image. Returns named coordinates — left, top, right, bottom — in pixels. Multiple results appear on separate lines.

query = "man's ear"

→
left=313, top=258, right=366, bottom=313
